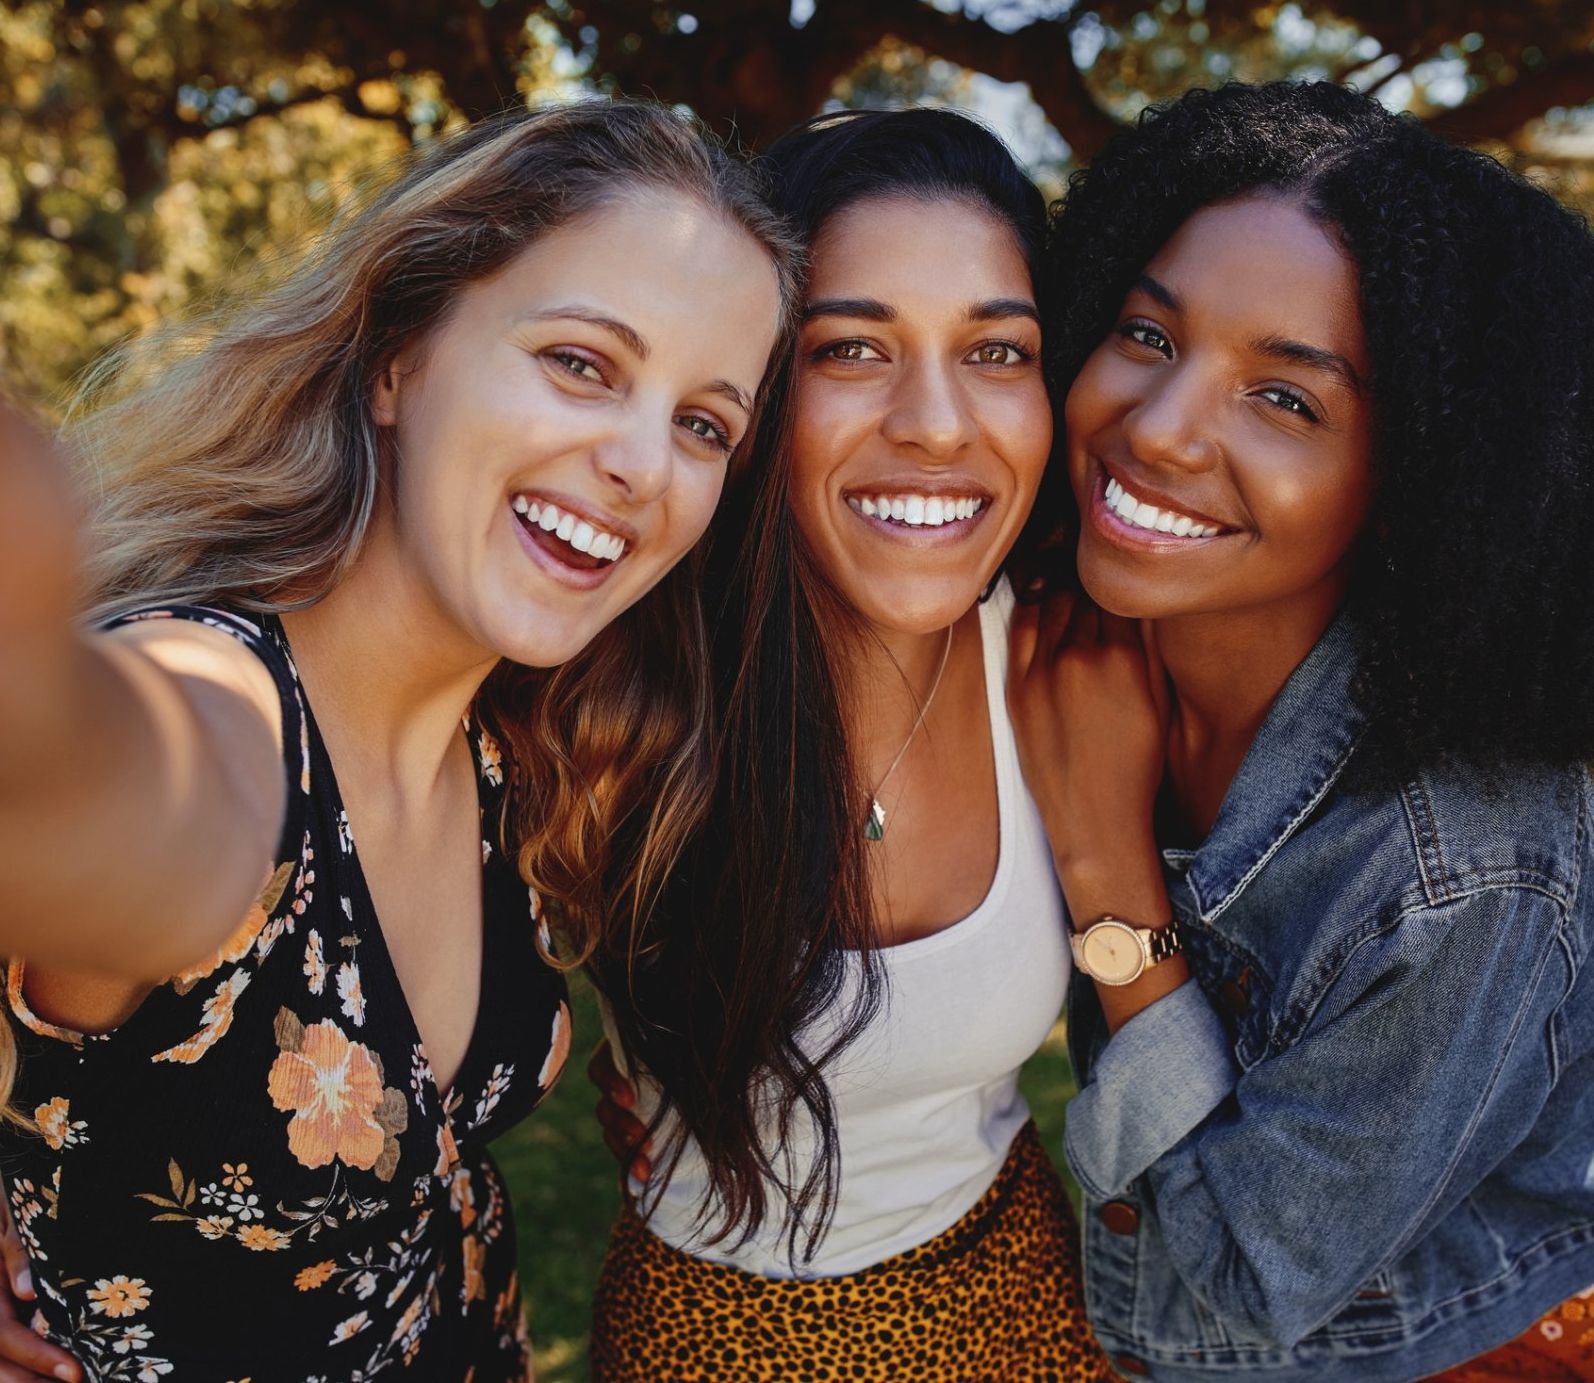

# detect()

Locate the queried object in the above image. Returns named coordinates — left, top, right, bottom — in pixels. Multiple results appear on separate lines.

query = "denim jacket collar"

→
left=1181, top=614, right=1366, bottom=925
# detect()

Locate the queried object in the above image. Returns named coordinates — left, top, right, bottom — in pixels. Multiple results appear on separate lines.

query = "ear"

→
left=371, top=357, right=404, bottom=427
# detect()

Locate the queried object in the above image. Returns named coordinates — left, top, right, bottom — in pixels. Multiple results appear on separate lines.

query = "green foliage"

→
left=6, top=1, right=1594, bottom=405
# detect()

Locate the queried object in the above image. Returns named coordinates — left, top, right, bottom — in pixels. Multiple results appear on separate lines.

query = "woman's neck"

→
left=1153, top=581, right=1346, bottom=839
left=843, top=615, right=963, bottom=762
left=279, top=521, right=498, bottom=811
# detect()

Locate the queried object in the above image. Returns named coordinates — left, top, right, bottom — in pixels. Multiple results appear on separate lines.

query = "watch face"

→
left=1081, top=921, right=1145, bottom=985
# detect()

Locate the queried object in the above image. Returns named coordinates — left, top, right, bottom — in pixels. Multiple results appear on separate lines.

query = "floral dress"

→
left=1, top=608, right=572, bottom=1382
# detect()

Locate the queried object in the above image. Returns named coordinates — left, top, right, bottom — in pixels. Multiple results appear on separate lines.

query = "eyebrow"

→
left=528, top=306, right=751, bottom=415
left=803, top=296, right=1039, bottom=325
left=803, top=297, right=895, bottom=323
left=704, top=379, right=754, bottom=416
left=967, top=298, right=1040, bottom=325
left=1252, top=334, right=1364, bottom=394
left=524, top=307, right=649, bottom=360
left=1133, top=274, right=1182, bottom=313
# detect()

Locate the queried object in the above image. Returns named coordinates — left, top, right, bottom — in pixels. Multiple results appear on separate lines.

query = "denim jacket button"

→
left=1114, top=1354, right=1151, bottom=1376
left=1100, top=1200, right=1140, bottom=1235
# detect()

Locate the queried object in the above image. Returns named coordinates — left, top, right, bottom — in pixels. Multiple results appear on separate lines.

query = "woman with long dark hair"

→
left=1013, top=81, right=1594, bottom=1379
left=0, top=101, right=796, bottom=1380
left=584, top=107, right=1113, bottom=1381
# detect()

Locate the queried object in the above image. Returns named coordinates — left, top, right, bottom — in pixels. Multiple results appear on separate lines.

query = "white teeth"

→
left=847, top=493, right=986, bottom=528
left=512, top=497, right=627, bottom=562
left=1102, top=473, right=1217, bottom=539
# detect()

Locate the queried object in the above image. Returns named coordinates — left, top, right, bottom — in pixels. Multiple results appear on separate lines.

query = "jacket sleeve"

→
left=1064, top=885, right=1570, bottom=1348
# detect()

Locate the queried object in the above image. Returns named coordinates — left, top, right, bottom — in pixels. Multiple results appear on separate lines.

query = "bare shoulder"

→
left=102, top=615, right=284, bottom=758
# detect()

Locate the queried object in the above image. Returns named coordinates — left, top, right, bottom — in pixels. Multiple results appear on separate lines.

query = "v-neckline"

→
left=271, top=620, right=494, bottom=1111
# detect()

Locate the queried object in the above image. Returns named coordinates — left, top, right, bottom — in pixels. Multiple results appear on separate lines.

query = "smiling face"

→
left=372, top=186, right=783, bottom=668
left=788, top=195, right=1052, bottom=636
left=1066, top=194, right=1374, bottom=626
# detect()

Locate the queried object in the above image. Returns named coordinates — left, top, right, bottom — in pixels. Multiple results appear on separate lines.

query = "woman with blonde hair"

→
left=0, top=99, right=796, bottom=1380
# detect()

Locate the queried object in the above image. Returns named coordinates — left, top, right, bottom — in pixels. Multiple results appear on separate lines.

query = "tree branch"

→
left=1427, top=52, right=1594, bottom=144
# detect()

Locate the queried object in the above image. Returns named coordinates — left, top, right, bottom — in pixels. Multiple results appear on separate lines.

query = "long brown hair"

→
left=64, top=99, right=802, bottom=965
left=590, top=109, right=1048, bottom=1263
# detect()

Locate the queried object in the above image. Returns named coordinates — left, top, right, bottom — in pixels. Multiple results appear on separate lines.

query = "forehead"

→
left=454, top=185, right=781, bottom=386
left=1145, top=195, right=1366, bottom=366
left=807, top=194, right=1032, bottom=304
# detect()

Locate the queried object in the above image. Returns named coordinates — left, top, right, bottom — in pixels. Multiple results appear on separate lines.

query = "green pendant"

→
left=864, top=799, right=886, bottom=841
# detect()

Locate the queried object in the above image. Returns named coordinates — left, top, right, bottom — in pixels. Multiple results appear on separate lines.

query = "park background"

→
left=5, top=0, right=1594, bottom=1375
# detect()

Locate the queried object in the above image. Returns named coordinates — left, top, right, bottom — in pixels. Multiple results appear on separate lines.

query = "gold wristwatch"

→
left=1070, top=915, right=1183, bottom=986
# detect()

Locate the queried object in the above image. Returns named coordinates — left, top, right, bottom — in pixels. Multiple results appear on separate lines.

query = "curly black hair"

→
left=1041, top=80, right=1594, bottom=773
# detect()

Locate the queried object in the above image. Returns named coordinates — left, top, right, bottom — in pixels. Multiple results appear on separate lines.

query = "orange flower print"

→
left=492, top=1271, right=520, bottom=1330
left=451, top=1166, right=477, bottom=1230
left=87, top=1275, right=151, bottom=1318
left=170, top=859, right=294, bottom=993
left=152, top=969, right=251, bottom=1065
left=462, top=1234, right=487, bottom=1305
left=435, top=1124, right=460, bottom=1179
left=34, top=1096, right=87, bottom=1151
left=268, top=1018, right=386, bottom=1171
left=235, top=1225, right=289, bottom=1251
left=268, top=1008, right=409, bottom=1179
left=477, top=729, right=504, bottom=786
left=221, top=1162, right=252, bottom=1192
left=295, top=1260, right=336, bottom=1291
left=195, top=1215, right=234, bottom=1240
left=538, top=1000, right=572, bottom=1089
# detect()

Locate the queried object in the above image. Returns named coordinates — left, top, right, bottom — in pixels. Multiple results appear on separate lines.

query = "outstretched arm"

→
left=0, top=402, right=284, bottom=984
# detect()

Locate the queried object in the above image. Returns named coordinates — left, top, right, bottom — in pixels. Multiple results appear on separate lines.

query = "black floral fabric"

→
left=1, top=607, right=571, bottom=1381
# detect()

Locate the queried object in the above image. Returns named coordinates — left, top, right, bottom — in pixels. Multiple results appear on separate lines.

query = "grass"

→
left=494, top=971, right=1080, bottom=1383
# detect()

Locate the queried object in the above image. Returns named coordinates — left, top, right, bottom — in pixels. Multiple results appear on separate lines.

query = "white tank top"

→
left=609, top=579, right=1072, bottom=1278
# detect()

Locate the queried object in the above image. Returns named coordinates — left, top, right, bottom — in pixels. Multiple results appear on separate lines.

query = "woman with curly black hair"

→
left=1012, top=81, right=1594, bottom=1380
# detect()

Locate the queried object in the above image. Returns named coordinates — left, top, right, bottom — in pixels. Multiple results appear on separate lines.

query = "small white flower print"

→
left=112, top=1323, right=153, bottom=1354
left=225, top=1191, right=263, bottom=1222
left=472, top=1064, right=515, bottom=1128
left=337, top=962, right=366, bottom=1027
left=304, top=929, right=327, bottom=995
left=330, top=1309, right=371, bottom=1344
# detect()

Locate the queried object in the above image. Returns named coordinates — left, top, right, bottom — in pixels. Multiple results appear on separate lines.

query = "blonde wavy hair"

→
left=58, top=99, right=802, bottom=982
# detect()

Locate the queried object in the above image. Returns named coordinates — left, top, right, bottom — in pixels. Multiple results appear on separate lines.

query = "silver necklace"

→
left=864, top=624, right=954, bottom=841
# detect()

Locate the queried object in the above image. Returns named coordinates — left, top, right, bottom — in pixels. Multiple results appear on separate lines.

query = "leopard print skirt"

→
left=589, top=1121, right=1115, bottom=1382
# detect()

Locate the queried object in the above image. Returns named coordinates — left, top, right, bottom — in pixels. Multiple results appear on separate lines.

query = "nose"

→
left=880, top=356, right=977, bottom=461
left=593, top=416, right=673, bottom=505
left=1121, top=362, right=1222, bottom=474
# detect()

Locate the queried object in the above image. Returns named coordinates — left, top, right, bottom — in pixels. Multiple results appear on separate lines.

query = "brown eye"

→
left=969, top=342, right=1030, bottom=366
left=814, top=339, right=882, bottom=363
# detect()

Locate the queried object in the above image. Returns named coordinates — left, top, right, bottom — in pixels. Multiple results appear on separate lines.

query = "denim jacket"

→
left=1064, top=615, right=1594, bottom=1381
